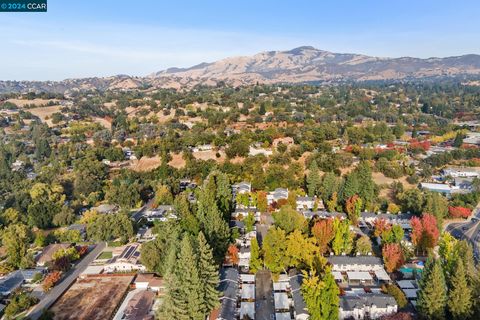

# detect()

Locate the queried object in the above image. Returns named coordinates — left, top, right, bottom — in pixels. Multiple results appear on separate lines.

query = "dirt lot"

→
left=131, top=156, right=162, bottom=172
left=92, top=117, right=112, bottom=130
left=51, top=274, right=134, bottom=320
left=6, top=98, right=59, bottom=107
left=28, top=105, right=62, bottom=127
left=169, top=152, right=186, bottom=169
left=193, top=150, right=226, bottom=162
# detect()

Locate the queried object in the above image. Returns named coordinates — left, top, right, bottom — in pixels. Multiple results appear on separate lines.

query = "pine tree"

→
left=354, top=161, right=376, bottom=207
left=250, top=237, right=262, bottom=272
left=161, top=235, right=204, bottom=320
left=307, top=160, right=321, bottom=197
left=320, top=172, right=339, bottom=203
left=197, top=232, right=220, bottom=315
left=447, top=260, right=473, bottom=319
left=417, top=258, right=447, bottom=320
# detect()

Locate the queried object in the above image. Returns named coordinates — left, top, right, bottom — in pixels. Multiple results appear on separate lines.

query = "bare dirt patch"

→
left=28, top=105, right=62, bottom=126
left=193, top=150, right=225, bottom=162
left=7, top=98, right=59, bottom=107
left=50, top=274, right=134, bottom=320
left=131, top=156, right=162, bottom=172
left=92, top=117, right=112, bottom=130
left=168, top=152, right=186, bottom=169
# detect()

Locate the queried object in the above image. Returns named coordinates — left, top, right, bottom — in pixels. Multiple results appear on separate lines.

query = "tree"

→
left=398, top=189, right=424, bottom=215
left=411, top=214, right=439, bottom=254
left=27, top=183, right=65, bottom=228
left=43, top=271, right=62, bottom=291
left=385, top=284, right=408, bottom=308
left=161, top=236, right=203, bottom=320
left=244, top=212, right=255, bottom=233
left=301, top=267, right=339, bottom=320
left=355, top=161, right=376, bottom=207
left=197, top=232, right=220, bottom=315
left=105, top=177, right=141, bottom=209
left=417, top=258, right=447, bottom=320
left=249, top=238, right=262, bottom=273
left=332, top=218, right=353, bottom=255
left=381, top=224, right=404, bottom=245
left=263, top=227, right=288, bottom=273
left=307, top=160, right=321, bottom=197
left=320, top=172, right=339, bottom=203
left=311, top=219, right=334, bottom=254
left=448, top=206, right=471, bottom=219
left=3, top=224, right=32, bottom=268
left=382, top=243, right=404, bottom=273
left=272, top=205, right=305, bottom=234
left=423, top=192, right=448, bottom=228
left=4, top=292, right=38, bottom=320
left=52, top=206, right=76, bottom=227
left=256, top=191, right=268, bottom=212
left=227, top=244, right=239, bottom=265
left=155, top=185, right=173, bottom=205
left=356, top=235, right=372, bottom=255
left=447, top=259, right=473, bottom=319
left=326, top=192, right=338, bottom=213
left=285, top=230, right=318, bottom=268
left=345, top=195, right=362, bottom=226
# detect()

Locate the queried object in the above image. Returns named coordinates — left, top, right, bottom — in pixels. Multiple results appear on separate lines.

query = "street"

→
left=445, top=203, right=480, bottom=260
left=26, top=242, right=106, bottom=320
left=255, top=270, right=274, bottom=320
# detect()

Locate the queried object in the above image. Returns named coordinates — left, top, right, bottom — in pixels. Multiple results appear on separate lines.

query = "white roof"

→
left=420, top=183, right=452, bottom=191
left=277, top=274, right=290, bottom=282
left=274, top=292, right=290, bottom=310
left=240, top=274, right=255, bottom=283
left=240, top=302, right=255, bottom=319
left=332, top=271, right=343, bottom=281
left=346, top=271, right=373, bottom=281
left=374, top=269, right=391, bottom=281
left=239, top=258, right=250, bottom=267
left=273, top=282, right=290, bottom=291
left=275, top=312, right=292, bottom=320
left=241, top=284, right=255, bottom=300
left=397, top=280, right=415, bottom=289
left=403, top=289, right=419, bottom=299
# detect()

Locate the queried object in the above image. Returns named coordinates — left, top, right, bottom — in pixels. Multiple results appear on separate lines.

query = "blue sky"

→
left=1, top=0, right=479, bottom=80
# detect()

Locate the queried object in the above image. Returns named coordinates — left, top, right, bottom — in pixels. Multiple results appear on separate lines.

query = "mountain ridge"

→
left=2, top=46, right=480, bottom=93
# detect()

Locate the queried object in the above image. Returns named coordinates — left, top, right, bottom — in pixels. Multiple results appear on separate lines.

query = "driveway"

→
left=255, top=270, right=274, bottom=320
left=27, top=242, right=106, bottom=320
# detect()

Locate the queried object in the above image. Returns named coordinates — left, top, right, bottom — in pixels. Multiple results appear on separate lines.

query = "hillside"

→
left=2, top=46, right=480, bottom=93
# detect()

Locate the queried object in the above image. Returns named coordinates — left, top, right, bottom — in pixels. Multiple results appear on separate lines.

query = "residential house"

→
left=296, top=196, right=323, bottom=211
left=143, top=205, right=177, bottom=222
left=92, top=204, right=118, bottom=214
left=104, top=243, right=146, bottom=273
left=267, top=188, right=289, bottom=206
left=0, top=269, right=44, bottom=296
left=36, top=243, right=72, bottom=267
left=328, top=256, right=384, bottom=273
left=339, top=293, right=398, bottom=320
left=216, top=268, right=239, bottom=320
left=232, top=182, right=252, bottom=195
left=134, top=274, right=165, bottom=294
left=442, top=166, right=480, bottom=178
left=289, top=272, right=309, bottom=320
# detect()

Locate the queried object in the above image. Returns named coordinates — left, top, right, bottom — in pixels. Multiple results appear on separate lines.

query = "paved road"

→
left=445, top=203, right=480, bottom=260
left=27, top=242, right=106, bottom=320
left=255, top=270, right=274, bottom=320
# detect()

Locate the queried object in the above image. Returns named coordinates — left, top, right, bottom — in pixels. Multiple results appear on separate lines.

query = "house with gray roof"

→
left=289, top=272, right=309, bottom=320
left=328, top=256, right=384, bottom=272
left=339, top=293, right=397, bottom=319
left=217, top=268, right=239, bottom=320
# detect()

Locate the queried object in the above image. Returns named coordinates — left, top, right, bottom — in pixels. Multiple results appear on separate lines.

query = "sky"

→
left=1, top=0, right=480, bottom=80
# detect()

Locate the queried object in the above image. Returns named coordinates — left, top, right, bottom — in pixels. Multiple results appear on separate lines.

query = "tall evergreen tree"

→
left=417, top=258, right=447, bottom=320
left=447, top=259, right=473, bottom=319
left=197, top=232, right=220, bottom=315
left=161, top=236, right=204, bottom=320
left=319, top=172, right=339, bottom=203
left=354, top=161, right=376, bottom=207
left=307, top=160, right=321, bottom=197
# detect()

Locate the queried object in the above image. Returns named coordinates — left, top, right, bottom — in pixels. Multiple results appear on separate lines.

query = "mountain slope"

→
left=150, top=46, right=480, bottom=85
left=2, top=47, right=480, bottom=93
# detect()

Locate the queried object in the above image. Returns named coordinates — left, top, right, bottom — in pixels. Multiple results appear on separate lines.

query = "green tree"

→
left=417, top=258, right=447, bottom=320
left=244, top=212, right=255, bottom=233
left=319, top=172, right=339, bottom=203
left=447, top=259, right=473, bottom=319
left=301, top=268, right=339, bottom=320
left=307, top=160, right=321, bottom=197
left=249, top=238, right=262, bottom=273
left=27, top=183, right=65, bottom=228
left=3, top=224, right=32, bottom=268
left=423, top=192, right=448, bottom=228
left=332, top=218, right=352, bottom=255
left=355, top=235, right=372, bottom=255
left=272, top=205, right=305, bottom=234
left=263, top=227, right=288, bottom=274
left=196, top=232, right=220, bottom=315
left=155, top=185, right=174, bottom=205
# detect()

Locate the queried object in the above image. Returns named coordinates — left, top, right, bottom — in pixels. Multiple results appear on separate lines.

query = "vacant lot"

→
left=131, top=156, right=162, bottom=172
left=169, top=152, right=186, bottom=169
left=7, top=98, right=59, bottom=107
left=28, top=105, right=63, bottom=127
left=193, top=150, right=226, bottom=162
left=51, top=274, right=134, bottom=320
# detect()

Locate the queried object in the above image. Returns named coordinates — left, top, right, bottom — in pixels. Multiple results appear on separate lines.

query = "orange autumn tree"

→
left=382, top=243, right=405, bottom=272
left=227, top=244, right=239, bottom=265
left=311, top=218, right=334, bottom=253
left=43, top=271, right=62, bottom=291
left=410, top=214, right=439, bottom=255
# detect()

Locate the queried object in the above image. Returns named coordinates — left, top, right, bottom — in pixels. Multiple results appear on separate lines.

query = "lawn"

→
left=97, top=251, right=113, bottom=260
